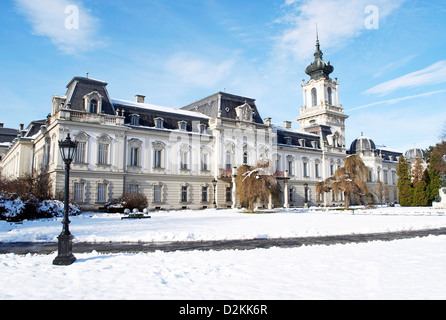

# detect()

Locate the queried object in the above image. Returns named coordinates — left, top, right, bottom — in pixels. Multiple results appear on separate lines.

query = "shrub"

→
left=121, top=193, right=148, bottom=212
left=0, top=194, right=81, bottom=222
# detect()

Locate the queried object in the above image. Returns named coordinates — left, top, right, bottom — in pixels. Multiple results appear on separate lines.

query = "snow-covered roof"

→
left=111, top=98, right=210, bottom=119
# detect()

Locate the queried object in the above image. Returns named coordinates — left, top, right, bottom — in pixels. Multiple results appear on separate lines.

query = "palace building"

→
left=0, top=38, right=406, bottom=210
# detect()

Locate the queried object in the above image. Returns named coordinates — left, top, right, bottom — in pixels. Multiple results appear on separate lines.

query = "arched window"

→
left=225, top=151, right=232, bottom=170
left=243, top=152, right=248, bottom=165
left=327, top=87, right=332, bottom=105
left=90, top=99, right=98, bottom=113
left=243, top=145, right=248, bottom=165
left=311, top=88, right=317, bottom=107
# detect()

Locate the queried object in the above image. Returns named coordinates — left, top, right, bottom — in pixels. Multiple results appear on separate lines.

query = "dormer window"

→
left=84, top=91, right=102, bottom=114
left=90, top=99, right=98, bottom=113
left=284, top=136, right=292, bottom=145
left=130, top=114, right=140, bottom=126
left=155, top=117, right=164, bottom=129
left=198, top=123, right=206, bottom=134
left=178, top=120, right=187, bottom=132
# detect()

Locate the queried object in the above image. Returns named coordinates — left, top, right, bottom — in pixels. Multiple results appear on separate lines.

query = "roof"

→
left=112, top=99, right=210, bottom=132
left=112, top=99, right=209, bottom=119
left=182, top=92, right=264, bottom=124
left=0, top=127, right=19, bottom=144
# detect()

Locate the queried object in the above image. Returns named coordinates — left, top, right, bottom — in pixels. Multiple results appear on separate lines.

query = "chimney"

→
left=19, top=124, right=24, bottom=131
left=135, top=95, right=146, bottom=103
left=0, top=123, right=3, bottom=128
left=264, top=118, right=272, bottom=126
left=284, top=121, right=292, bottom=129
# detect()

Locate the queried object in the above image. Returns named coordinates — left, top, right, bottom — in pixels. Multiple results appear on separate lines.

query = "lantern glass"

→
left=59, top=134, right=78, bottom=163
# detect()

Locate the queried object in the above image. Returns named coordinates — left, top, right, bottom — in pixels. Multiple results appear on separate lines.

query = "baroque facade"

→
left=0, top=39, right=405, bottom=210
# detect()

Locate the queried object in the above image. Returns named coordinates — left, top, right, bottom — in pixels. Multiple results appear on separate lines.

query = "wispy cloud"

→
left=347, top=89, right=446, bottom=112
left=164, top=52, right=237, bottom=88
left=273, top=0, right=404, bottom=62
left=14, top=0, right=105, bottom=55
left=364, top=60, right=446, bottom=96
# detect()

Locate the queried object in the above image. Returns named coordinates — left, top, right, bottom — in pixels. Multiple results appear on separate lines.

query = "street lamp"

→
left=212, top=178, right=218, bottom=208
left=53, top=133, right=78, bottom=266
left=303, top=182, right=309, bottom=208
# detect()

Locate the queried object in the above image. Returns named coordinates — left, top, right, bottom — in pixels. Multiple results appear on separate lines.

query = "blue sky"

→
left=1, top=0, right=445, bottom=152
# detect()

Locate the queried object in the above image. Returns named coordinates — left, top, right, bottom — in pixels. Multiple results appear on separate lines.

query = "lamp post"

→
left=304, top=182, right=309, bottom=208
left=212, top=178, right=218, bottom=208
left=53, top=133, right=78, bottom=266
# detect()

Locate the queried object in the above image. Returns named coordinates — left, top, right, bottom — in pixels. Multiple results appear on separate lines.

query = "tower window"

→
left=311, top=88, right=317, bottom=107
left=327, top=87, right=333, bottom=105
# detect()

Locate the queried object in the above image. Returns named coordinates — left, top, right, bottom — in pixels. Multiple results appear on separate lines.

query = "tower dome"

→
left=405, top=147, right=425, bottom=161
left=350, top=136, right=376, bottom=154
left=305, top=32, right=334, bottom=81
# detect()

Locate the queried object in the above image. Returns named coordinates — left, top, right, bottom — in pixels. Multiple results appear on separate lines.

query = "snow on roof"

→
left=272, top=125, right=320, bottom=137
left=111, top=98, right=210, bottom=119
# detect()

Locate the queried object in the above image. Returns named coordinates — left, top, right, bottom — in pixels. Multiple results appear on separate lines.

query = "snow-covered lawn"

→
left=1, top=206, right=445, bottom=300
left=1, top=206, right=445, bottom=243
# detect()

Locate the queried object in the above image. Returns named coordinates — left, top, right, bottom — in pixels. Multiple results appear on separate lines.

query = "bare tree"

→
left=316, top=155, right=369, bottom=209
left=235, top=159, right=281, bottom=212
left=372, top=181, right=389, bottom=206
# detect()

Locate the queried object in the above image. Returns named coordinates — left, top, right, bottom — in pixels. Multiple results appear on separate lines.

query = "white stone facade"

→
left=0, top=39, right=408, bottom=210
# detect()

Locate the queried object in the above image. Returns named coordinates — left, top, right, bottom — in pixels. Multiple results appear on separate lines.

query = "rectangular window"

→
left=201, top=153, right=208, bottom=171
left=226, top=187, right=232, bottom=203
left=75, top=142, right=86, bottom=163
left=98, top=143, right=109, bottom=165
left=129, top=185, right=139, bottom=194
left=97, top=183, right=107, bottom=203
left=154, top=149, right=162, bottom=168
left=202, top=186, right=208, bottom=202
left=303, top=162, right=308, bottom=177
left=315, top=163, right=320, bottom=178
left=225, top=152, right=232, bottom=170
left=180, top=151, right=188, bottom=170
left=74, top=183, right=84, bottom=202
left=130, top=147, right=139, bottom=166
left=181, top=186, right=188, bottom=202
left=288, top=160, right=293, bottom=175
left=330, top=164, right=335, bottom=176
left=154, top=185, right=162, bottom=203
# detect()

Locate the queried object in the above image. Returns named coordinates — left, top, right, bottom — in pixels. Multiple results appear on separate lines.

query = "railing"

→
left=53, top=109, right=124, bottom=126
left=220, top=168, right=233, bottom=177
left=274, top=171, right=285, bottom=178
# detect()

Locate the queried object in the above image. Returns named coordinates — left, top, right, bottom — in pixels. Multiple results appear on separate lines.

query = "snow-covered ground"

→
left=1, top=206, right=445, bottom=300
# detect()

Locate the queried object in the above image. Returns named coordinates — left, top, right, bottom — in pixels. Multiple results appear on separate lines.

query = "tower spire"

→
left=305, top=25, right=333, bottom=80
left=314, top=23, right=322, bottom=60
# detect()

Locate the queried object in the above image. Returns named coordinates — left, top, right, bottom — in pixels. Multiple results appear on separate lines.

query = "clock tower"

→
left=296, top=33, right=349, bottom=152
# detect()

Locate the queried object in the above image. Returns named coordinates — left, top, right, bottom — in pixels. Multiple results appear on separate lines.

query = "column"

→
left=232, top=167, right=237, bottom=209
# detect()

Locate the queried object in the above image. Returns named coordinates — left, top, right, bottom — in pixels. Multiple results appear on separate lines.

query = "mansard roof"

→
left=112, top=98, right=209, bottom=132
left=0, top=127, right=19, bottom=144
left=181, top=92, right=264, bottom=124
left=64, top=77, right=115, bottom=115
left=275, top=126, right=321, bottom=150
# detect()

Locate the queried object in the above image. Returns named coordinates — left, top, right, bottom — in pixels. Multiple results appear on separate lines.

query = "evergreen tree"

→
left=397, top=156, right=413, bottom=207
left=412, top=178, right=429, bottom=206
left=425, top=142, right=446, bottom=204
